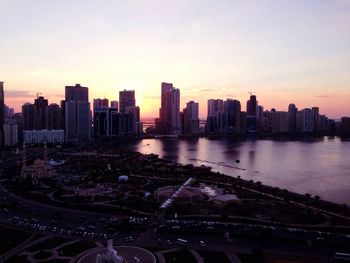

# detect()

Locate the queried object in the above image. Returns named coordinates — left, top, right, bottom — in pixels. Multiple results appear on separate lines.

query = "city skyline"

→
left=1, top=0, right=350, bottom=119
left=1, top=81, right=344, bottom=121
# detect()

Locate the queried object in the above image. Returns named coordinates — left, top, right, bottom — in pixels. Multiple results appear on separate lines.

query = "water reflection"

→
left=131, top=137, right=350, bottom=205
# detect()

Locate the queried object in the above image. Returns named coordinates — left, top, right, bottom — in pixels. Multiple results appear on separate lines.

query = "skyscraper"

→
left=271, top=111, right=289, bottom=134
left=64, top=84, right=90, bottom=141
left=158, top=82, right=180, bottom=135
left=119, top=90, right=135, bottom=114
left=207, top=99, right=224, bottom=135
left=110, top=100, right=118, bottom=110
left=93, top=98, right=109, bottom=112
left=22, top=103, right=36, bottom=130
left=94, top=106, right=109, bottom=137
left=65, top=84, right=88, bottom=101
left=183, top=101, right=199, bottom=135
left=300, top=108, right=314, bottom=133
left=48, top=103, right=61, bottom=130
left=207, top=99, right=224, bottom=117
left=34, top=96, right=48, bottom=130
left=288, top=104, right=297, bottom=133
left=0, top=82, right=4, bottom=147
left=224, top=99, right=241, bottom=134
left=246, top=95, right=258, bottom=133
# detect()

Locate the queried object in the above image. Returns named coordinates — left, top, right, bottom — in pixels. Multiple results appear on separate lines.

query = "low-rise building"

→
left=23, top=129, right=64, bottom=144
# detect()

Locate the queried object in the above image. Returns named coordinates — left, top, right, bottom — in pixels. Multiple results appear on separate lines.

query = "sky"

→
left=0, top=0, right=349, bottom=119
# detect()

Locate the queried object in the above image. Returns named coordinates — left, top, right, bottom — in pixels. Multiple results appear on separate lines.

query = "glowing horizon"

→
left=1, top=0, right=350, bottom=119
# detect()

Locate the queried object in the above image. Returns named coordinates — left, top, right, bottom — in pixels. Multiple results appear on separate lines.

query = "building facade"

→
left=23, top=130, right=64, bottom=144
left=183, top=101, right=199, bottom=135
left=158, top=82, right=180, bottom=135
left=64, top=84, right=90, bottom=142
left=119, top=90, right=135, bottom=114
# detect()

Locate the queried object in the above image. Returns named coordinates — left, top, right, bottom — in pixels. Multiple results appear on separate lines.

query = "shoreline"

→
left=120, top=137, right=350, bottom=206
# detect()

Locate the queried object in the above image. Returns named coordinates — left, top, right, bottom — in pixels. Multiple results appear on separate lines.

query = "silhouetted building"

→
left=272, top=111, right=288, bottom=134
left=48, top=103, right=61, bottom=130
left=110, top=100, right=118, bottom=110
left=3, top=105, right=14, bottom=120
left=34, top=96, right=48, bottom=130
left=183, top=101, right=199, bottom=135
left=3, top=122, right=18, bottom=146
left=65, top=84, right=88, bottom=101
left=22, top=103, right=36, bottom=130
left=93, top=98, right=109, bottom=114
left=224, top=99, right=241, bottom=134
left=246, top=95, right=258, bottom=133
left=64, top=84, right=90, bottom=142
left=94, top=106, right=109, bottom=137
left=288, top=104, right=297, bottom=133
left=341, top=117, right=350, bottom=136
left=158, top=82, right=180, bottom=135
left=300, top=108, right=314, bottom=133
left=119, top=90, right=135, bottom=114
left=206, top=99, right=224, bottom=135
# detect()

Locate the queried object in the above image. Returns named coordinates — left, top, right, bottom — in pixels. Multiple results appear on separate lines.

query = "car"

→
left=200, top=240, right=206, bottom=247
left=166, top=239, right=172, bottom=245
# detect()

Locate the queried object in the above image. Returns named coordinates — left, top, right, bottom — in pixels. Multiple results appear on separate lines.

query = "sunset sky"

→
left=1, top=0, right=349, bottom=119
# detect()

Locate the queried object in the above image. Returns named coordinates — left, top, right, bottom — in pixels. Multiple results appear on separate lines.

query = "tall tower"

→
left=34, top=96, right=49, bottom=130
left=48, top=103, right=61, bottom=130
left=119, top=90, right=135, bottom=114
left=158, top=82, right=180, bottom=135
left=183, top=101, right=199, bottom=135
left=246, top=95, right=258, bottom=133
left=64, top=84, right=90, bottom=141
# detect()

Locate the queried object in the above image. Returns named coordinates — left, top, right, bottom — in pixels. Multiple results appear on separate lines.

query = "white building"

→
left=23, top=130, right=64, bottom=144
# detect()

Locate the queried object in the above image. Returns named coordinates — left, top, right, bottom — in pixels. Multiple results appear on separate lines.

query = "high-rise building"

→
left=119, top=90, right=135, bottom=114
left=208, top=99, right=224, bottom=117
left=224, top=99, right=241, bottom=134
left=207, top=99, right=224, bottom=135
left=93, top=98, right=109, bottom=112
left=340, top=117, right=350, bottom=136
left=48, top=103, right=61, bottom=130
left=158, top=82, right=180, bottom=135
left=246, top=95, right=258, bottom=133
left=64, top=84, right=90, bottom=141
left=288, top=104, right=297, bottom=133
left=300, top=108, right=314, bottom=133
left=94, top=106, right=109, bottom=137
left=0, top=81, right=4, bottom=146
left=65, top=84, right=88, bottom=102
left=34, top=96, right=48, bottom=130
left=110, top=100, right=118, bottom=110
left=22, top=103, right=36, bottom=130
left=312, top=107, right=320, bottom=133
left=3, top=122, right=18, bottom=146
left=183, top=101, right=199, bottom=135
left=271, top=111, right=289, bottom=134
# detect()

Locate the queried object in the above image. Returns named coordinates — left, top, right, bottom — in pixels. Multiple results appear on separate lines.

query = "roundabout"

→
left=77, top=243, right=156, bottom=263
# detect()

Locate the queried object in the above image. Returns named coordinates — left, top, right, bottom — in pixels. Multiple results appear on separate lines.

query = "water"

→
left=128, top=137, right=350, bottom=205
